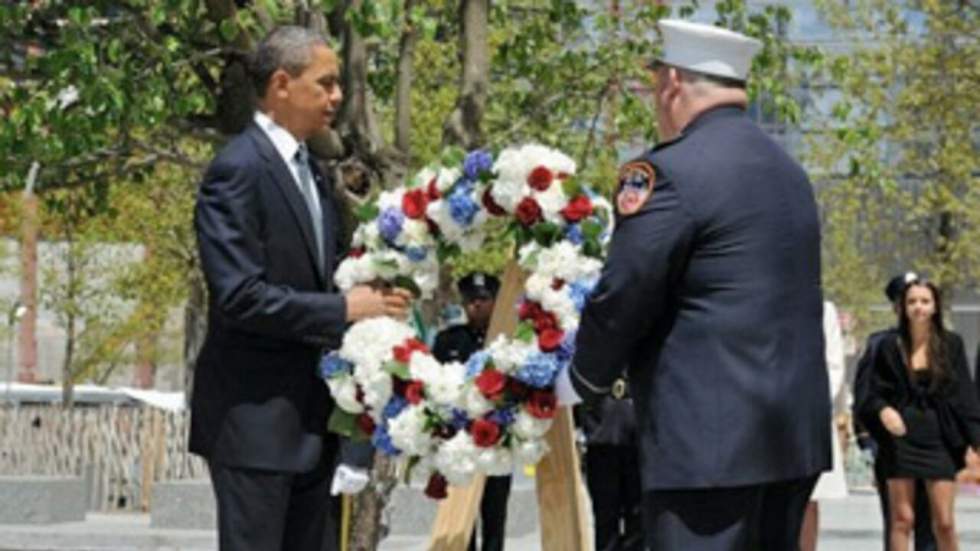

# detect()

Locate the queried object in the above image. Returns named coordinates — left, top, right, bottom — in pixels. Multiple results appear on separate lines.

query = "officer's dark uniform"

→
left=570, top=105, right=831, bottom=550
left=432, top=273, right=511, bottom=551
left=577, top=379, right=643, bottom=551
left=852, top=275, right=936, bottom=551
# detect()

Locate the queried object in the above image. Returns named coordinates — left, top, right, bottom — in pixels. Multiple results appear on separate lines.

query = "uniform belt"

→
left=611, top=378, right=630, bottom=400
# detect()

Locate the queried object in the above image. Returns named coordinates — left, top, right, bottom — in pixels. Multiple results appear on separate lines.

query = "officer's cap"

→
left=885, top=271, right=919, bottom=304
left=651, top=19, right=762, bottom=82
left=458, top=272, right=500, bottom=302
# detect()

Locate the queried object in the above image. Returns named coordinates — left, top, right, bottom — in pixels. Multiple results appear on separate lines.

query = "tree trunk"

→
left=61, top=237, right=76, bottom=408
left=17, top=177, right=38, bottom=384
left=394, top=0, right=418, bottom=157
left=442, top=0, right=490, bottom=149
left=133, top=247, right=158, bottom=389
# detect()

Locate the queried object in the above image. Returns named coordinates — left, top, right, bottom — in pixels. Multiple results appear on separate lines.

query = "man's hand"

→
left=330, top=464, right=370, bottom=496
left=879, top=406, right=907, bottom=437
left=345, top=284, right=412, bottom=322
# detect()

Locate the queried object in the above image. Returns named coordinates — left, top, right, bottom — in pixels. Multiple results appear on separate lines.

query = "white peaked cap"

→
left=656, top=19, right=762, bottom=82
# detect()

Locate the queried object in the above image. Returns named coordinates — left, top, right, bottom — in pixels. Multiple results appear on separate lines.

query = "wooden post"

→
left=429, top=261, right=589, bottom=550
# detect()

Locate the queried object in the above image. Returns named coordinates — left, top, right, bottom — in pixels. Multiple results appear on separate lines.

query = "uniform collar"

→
left=680, top=103, right=746, bottom=135
left=254, top=111, right=301, bottom=166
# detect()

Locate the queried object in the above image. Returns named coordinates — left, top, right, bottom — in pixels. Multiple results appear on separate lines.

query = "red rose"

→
left=424, top=472, right=449, bottom=500
left=515, top=197, right=542, bottom=226
left=518, top=300, right=542, bottom=321
left=405, top=380, right=425, bottom=405
left=482, top=188, right=507, bottom=216
left=527, top=166, right=554, bottom=191
left=406, top=339, right=429, bottom=354
left=471, top=418, right=502, bottom=447
left=527, top=390, right=558, bottom=419
left=356, top=413, right=376, bottom=435
left=538, top=328, right=564, bottom=352
left=560, top=195, right=594, bottom=222
left=402, top=188, right=429, bottom=219
left=393, top=345, right=412, bottom=364
left=506, top=378, right=529, bottom=400
left=426, top=177, right=441, bottom=201
left=475, top=369, right=507, bottom=400
left=348, top=248, right=365, bottom=259
left=533, top=311, right=558, bottom=333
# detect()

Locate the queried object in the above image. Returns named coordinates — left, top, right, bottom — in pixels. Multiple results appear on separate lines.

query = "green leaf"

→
left=355, top=202, right=380, bottom=223
left=561, top=176, right=583, bottom=198
left=582, top=238, right=602, bottom=259
left=440, top=146, right=466, bottom=167
left=515, top=320, right=535, bottom=343
left=581, top=219, right=603, bottom=240
left=327, top=409, right=369, bottom=440
left=532, top=221, right=560, bottom=246
left=218, top=18, right=238, bottom=42
left=383, top=360, right=410, bottom=379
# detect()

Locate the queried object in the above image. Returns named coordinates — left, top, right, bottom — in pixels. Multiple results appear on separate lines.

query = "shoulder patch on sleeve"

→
left=616, top=161, right=656, bottom=216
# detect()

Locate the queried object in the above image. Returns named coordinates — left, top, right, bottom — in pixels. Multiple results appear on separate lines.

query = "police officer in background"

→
left=432, top=272, right=511, bottom=551
left=576, top=376, right=643, bottom=551
left=556, top=19, right=831, bottom=550
left=853, top=272, right=936, bottom=551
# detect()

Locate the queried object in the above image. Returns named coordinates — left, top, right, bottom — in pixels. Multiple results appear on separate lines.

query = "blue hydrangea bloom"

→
left=450, top=408, right=470, bottom=430
left=487, top=408, right=516, bottom=427
left=565, top=224, right=584, bottom=245
left=448, top=184, right=479, bottom=226
left=463, top=150, right=494, bottom=180
left=318, top=353, right=352, bottom=380
left=405, top=246, right=428, bottom=262
left=568, top=279, right=596, bottom=312
left=372, top=425, right=402, bottom=456
left=383, top=396, right=409, bottom=420
left=377, top=207, right=404, bottom=244
left=513, top=352, right=560, bottom=388
left=465, top=351, right=491, bottom=379
left=555, top=330, right=577, bottom=364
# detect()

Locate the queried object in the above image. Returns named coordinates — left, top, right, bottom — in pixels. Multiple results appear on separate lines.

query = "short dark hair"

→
left=250, top=26, right=327, bottom=98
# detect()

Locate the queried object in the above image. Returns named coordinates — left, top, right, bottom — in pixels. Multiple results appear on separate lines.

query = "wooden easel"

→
left=428, top=262, right=591, bottom=551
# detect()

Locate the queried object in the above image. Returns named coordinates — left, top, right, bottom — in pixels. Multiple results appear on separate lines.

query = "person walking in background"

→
left=861, top=277, right=980, bottom=551
left=854, top=273, right=937, bottom=551
left=800, top=301, right=850, bottom=551
left=577, top=376, right=643, bottom=551
left=432, top=272, right=511, bottom=551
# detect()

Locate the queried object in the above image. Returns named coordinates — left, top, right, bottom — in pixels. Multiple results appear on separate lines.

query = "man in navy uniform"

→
left=556, top=19, right=831, bottom=550
left=432, top=272, right=511, bottom=551
left=853, top=272, right=936, bottom=551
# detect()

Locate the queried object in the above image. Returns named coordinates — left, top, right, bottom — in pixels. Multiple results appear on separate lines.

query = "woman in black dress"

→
left=864, top=279, right=980, bottom=551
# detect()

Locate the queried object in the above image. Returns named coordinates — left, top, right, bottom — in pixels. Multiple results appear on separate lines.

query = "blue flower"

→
left=448, top=184, right=480, bottom=226
left=372, top=425, right=402, bottom=456
left=487, top=408, right=516, bottom=427
left=450, top=408, right=470, bottom=430
left=382, top=396, right=409, bottom=420
left=318, top=353, right=352, bottom=380
left=568, top=279, right=597, bottom=312
left=555, top=330, right=577, bottom=364
left=565, top=224, right=584, bottom=245
left=465, top=351, right=490, bottom=379
left=377, top=207, right=404, bottom=244
left=405, top=246, right=428, bottom=262
left=513, top=352, right=560, bottom=388
left=463, top=150, right=494, bottom=180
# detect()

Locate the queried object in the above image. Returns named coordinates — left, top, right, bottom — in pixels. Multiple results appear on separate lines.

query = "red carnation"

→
left=405, top=380, right=425, bottom=405
left=527, top=390, right=558, bottom=419
left=527, top=166, right=554, bottom=191
left=482, top=188, right=507, bottom=216
left=518, top=300, right=542, bottom=321
left=471, top=418, right=502, bottom=447
left=356, top=413, right=376, bottom=435
left=402, top=188, right=429, bottom=219
left=533, top=311, right=558, bottom=333
left=393, top=345, right=412, bottom=364
left=475, top=369, right=507, bottom=400
left=515, top=197, right=543, bottom=226
left=538, top=328, right=564, bottom=352
left=406, top=339, right=430, bottom=354
left=424, top=472, right=449, bottom=500
left=560, top=195, right=594, bottom=222
left=426, top=177, right=441, bottom=201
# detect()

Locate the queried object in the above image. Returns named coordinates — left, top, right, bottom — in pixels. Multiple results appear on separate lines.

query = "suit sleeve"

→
left=852, top=335, right=879, bottom=433
left=194, top=157, right=347, bottom=342
left=949, top=334, right=980, bottom=446
left=569, top=178, right=695, bottom=401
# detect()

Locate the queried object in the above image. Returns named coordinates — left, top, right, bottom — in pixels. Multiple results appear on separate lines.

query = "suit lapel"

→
left=247, top=123, right=326, bottom=288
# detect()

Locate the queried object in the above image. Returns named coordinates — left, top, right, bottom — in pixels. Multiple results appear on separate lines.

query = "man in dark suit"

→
left=556, top=19, right=831, bottom=550
left=853, top=272, right=936, bottom=551
left=432, top=272, right=512, bottom=551
left=192, top=26, right=410, bottom=551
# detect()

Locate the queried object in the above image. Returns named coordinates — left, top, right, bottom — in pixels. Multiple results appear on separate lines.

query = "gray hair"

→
left=677, top=67, right=746, bottom=92
left=251, top=26, right=328, bottom=98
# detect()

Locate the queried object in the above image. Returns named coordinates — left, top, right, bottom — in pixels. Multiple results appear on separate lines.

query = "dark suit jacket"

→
left=861, top=330, right=980, bottom=470
left=571, top=105, right=831, bottom=490
left=191, top=121, right=348, bottom=473
left=852, top=328, right=895, bottom=444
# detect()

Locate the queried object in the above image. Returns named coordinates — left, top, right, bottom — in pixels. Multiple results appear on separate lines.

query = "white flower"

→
left=535, top=184, right=569, bottom=225
left=388, top=405, right=433, bottom=456
left=476, top=447, right=514, bottom=477
left=462, top=385, right=495, bottom=418
left=334, top=256, right=377, bottom=291
left=410, top=355, right=465, bottom=407
left=511, top=409, right=551, bottom=439
left=398, top=219, right=432, bottom=248
left=358, top=369, right=393, bottom=413
left=513, top=438, right=549, bottom=465
left=376, top=189, right=404, bottom=211
left=486, top=337, right=535, bottom=375
left=328, top=377, right=365, bottom=414
left=435, top=431, right=479, bottom=485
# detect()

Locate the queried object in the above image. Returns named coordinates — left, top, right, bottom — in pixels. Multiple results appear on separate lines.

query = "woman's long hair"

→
left=897, top=279, right=950, bottom=392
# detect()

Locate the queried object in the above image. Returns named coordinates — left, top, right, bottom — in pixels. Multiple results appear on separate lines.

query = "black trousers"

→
left=874, top=458, right=937, bottom=551
left=208, top=456, right=338, bottom=551
left=642, top=475, right=818, bottom=551
left=586, top=444, right=643, bottom=551
left=468, top=475, right=512, bottom=551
